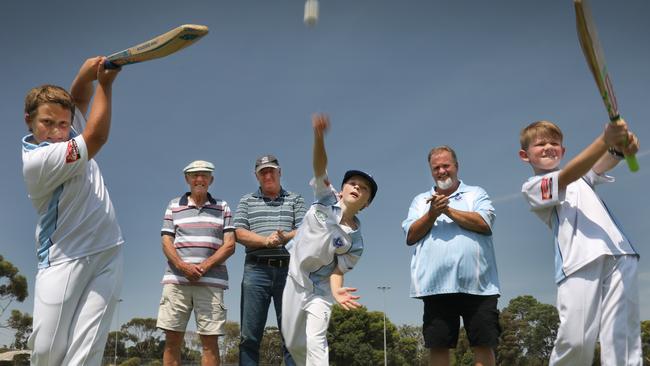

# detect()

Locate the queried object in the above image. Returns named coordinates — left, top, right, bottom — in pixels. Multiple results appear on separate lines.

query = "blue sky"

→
left=1, top=0, right=649, bottom=345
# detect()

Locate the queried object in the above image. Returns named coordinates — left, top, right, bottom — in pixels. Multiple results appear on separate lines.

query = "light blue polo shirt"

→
left=402, top=181, right=500, bottom=298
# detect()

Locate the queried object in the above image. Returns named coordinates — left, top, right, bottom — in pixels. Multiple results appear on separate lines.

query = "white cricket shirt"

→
left=21, top=111, right=124, bottom=268
left=521, top=169, right=636, bottom=283
left=286, top=174, right=363, bottom=297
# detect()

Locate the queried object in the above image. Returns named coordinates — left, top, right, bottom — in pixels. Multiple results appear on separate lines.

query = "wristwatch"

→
left=608, top=147, right=625, bottom=160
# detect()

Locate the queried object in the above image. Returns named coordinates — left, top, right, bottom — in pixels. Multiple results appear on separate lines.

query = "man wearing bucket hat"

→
left=281, top=113, right=378, bottom=366
left=157, top=160, right=236, bottom=366
left=234, top=154, right=307, bottom=366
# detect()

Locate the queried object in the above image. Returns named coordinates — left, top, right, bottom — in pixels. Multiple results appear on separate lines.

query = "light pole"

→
left=114, top=298, right=123, bottom=366
left=377, top=286, right=391, bottom=366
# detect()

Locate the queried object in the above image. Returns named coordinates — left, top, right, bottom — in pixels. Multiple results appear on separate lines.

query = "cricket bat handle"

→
left=103, top=60, right=121, bottom=70
left=610, top=115, right=639, bottom=172
left=622, top=145, right=639, bottom=172
left=625, top=155, right=639, bottom=172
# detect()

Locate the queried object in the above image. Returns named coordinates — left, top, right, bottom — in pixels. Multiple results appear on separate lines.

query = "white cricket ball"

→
left=304, top=0, right=319, bottom=26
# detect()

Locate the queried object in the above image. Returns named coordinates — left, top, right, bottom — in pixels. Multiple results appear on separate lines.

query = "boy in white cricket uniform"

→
left=519, top=119, right=641, bottom=365
left=281, top=113, right=378, bottom=366
left=21, top=57, right=122, bottom=365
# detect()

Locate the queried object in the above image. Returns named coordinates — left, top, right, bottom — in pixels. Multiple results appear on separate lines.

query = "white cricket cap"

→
left=183, top=160, right=215, bottom=173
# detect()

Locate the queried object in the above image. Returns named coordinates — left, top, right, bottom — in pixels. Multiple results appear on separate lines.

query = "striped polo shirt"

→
left=161, top=192, right=235, bottom=288
left=234, top=188, right=306, bottom=258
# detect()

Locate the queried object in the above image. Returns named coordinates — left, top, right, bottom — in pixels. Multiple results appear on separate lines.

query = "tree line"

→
left=2, top=255, right=650, bottom=365
left=98, top=298, right=650, bottom=365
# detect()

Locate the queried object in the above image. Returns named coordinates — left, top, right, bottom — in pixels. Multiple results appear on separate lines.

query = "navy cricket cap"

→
left=342, top=170, right=378, bottom=204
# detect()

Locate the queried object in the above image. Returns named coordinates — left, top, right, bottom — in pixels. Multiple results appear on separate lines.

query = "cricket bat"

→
left=574, top=0, right=639, bottom=171
left=104, top=24, right=209, bottom=69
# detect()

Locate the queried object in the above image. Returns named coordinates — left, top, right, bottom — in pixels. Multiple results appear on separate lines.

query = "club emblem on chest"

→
left=333, top=237, right=345, bottom=248
left=314, top=209, right=328, bottom=223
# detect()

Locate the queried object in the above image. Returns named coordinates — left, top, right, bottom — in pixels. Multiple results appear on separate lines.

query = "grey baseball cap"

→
left=255, top=154, right=280, bottom=173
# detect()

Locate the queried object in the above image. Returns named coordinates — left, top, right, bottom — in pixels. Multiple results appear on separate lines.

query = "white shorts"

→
left=29, top=245, right=123, bottom=366
left=156, top=284, right=227, bottom=335
left=550, top=255, right=641, bottom=366
left=281, top=276, right=332, bottom=366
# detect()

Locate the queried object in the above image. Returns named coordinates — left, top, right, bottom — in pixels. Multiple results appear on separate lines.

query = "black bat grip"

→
left=103, top=60, right=121, bottom=70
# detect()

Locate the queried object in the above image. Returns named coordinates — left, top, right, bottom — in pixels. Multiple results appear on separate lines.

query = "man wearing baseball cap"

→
left=157, top=160, right=236, bottom=366
left=234, top=154, right=306, bottom=366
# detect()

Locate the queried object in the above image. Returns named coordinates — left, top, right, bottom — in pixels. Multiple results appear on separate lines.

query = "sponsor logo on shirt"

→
left=65, top=139, right=80, bottom=163
left=541, top=177, right=552, bottom=200
left=449, top=193, right=462, bottom=201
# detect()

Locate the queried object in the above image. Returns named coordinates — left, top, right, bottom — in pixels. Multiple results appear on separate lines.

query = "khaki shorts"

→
left=156, top=283, right=227, bottom=335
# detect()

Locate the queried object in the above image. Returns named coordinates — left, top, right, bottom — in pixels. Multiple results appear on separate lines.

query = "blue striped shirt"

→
left=402, top=181, right=500, bottom=298
left=234, top=188, right=306, bottom=257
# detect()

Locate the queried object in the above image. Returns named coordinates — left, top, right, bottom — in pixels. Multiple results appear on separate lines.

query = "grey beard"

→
left=436, top=177, right=453, bottom=190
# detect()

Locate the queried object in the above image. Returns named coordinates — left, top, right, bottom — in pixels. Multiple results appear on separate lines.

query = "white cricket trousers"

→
left=29, top=245, right=123, bottom=366
left=550, top=254, right=641, bottom=366
left=281, top=276, right=332, bottom=366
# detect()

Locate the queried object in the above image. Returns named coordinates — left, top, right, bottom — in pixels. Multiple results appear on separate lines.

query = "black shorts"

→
left=422, top=293, right=501, bottom=349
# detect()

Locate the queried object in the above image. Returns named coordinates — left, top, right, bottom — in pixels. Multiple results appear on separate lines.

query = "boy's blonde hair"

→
left=24, top=85, right=75, bottom=123
left=520, top=120, right=563, bottom=150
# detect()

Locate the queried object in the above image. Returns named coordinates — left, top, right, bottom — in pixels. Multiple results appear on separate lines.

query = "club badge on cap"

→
left=183, top=160, right=215, bottom=173
left=255, top=155, right=280, bottom=173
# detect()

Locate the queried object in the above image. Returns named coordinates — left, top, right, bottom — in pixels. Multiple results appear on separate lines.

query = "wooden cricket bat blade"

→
left=104, top=24, right=209, bottom=69
left=573, top=0, right=639, bottom=171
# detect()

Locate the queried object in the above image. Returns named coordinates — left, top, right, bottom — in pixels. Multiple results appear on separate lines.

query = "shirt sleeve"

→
left=583, top=169, right=615, bottom=187
left=310, top=174, right=338, bottom=206
left=521, top=171, right=561, bottom=210
left=71, top=108, right=86, bottom=135
left=233, top=196, right=250, bottom=229
left=161, top=199, right=176, bottom=236
left=336, top=241, right=363, bottom=274
left=521, top=171, right=560, bottom=227
left=293, top=194, right=307, bottom=228
left=23, top=135, right=88, bottom=200
left=223, top=201, right=236, bottom=232
left=401, top=194, right=427, bottom=236
left=471, top=187, right=496, bottom=231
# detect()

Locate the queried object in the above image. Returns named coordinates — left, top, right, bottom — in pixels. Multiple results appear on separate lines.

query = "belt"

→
left=245, top=256, right=289, bottom=268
